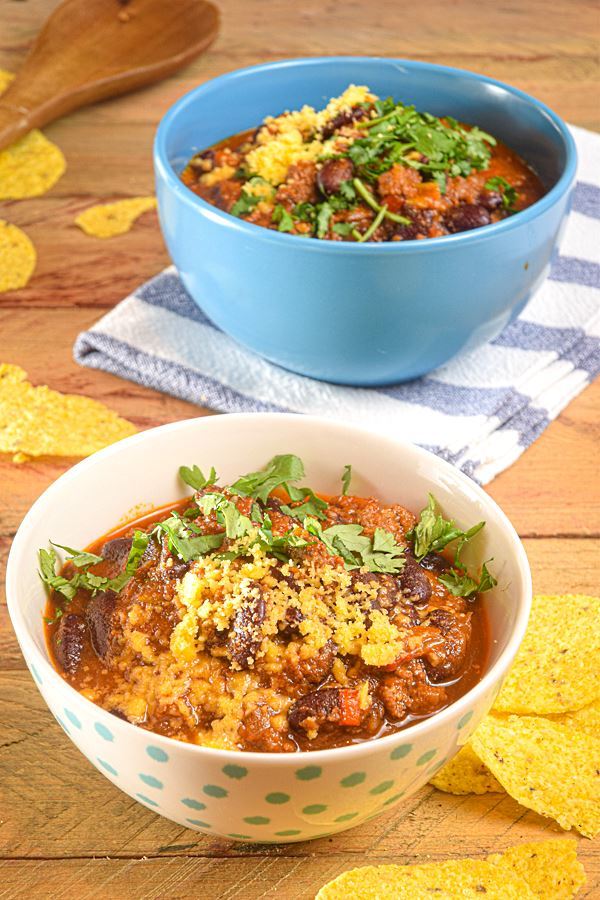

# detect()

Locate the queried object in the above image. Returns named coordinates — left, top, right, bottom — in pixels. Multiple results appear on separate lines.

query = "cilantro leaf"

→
left=153, top=513, right=224, bottom=562
left=485, top=176, right=518, bottom=213
left=230, top=454, right=305, bottom=503
left=341, top=465, right=352, bottom=495
left=280, top=484, right=328, bottom=521
left=179, top=464, right=218, bottom=491
left=316, top=202, right=333, bottom=238
left=39, top=548, right=79, bottom=601
left=304, top=519, right=406, bottom=574
left=196, top=492, right=253, bottom=539
left=106, top=530, right=150, bottom=592
left=407, top=494, right=484, bottom=561
left=439, top=560, right=497, bottom=597
left=272, top=204, right=295, bottom=232
left=49, top=543, right=104, bottom=568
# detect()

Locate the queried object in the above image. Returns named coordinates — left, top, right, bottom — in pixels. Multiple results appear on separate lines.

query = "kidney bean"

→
left=317, top=158, right=355, bottom=197
left=226, top=590, right=266, bottom=668
left=288, top=687, right=344, bottom=734
left=418, top=552, right=451, bottom=575
left=320, top=106, right=368, bottom=139
left=101, top=537, right=132, bottom=569
left=53, top=614, right=87, bottom=674
left=422, top=608, right=471, bottom=682
left=445, top=204, right=491, bottom=233
left=397, top=555, right=432, bottom=605
left=479, top=189, right=503, bottom=211
left=86, top=589, right=117, bottom=660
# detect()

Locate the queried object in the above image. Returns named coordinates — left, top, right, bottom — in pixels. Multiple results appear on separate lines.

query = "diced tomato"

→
left=338, top=688, right=362, bottom=726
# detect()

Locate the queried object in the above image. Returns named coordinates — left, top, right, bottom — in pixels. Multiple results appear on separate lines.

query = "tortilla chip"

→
left=546, top=698, right=600, bottom=739
left=0, top=69, right=14, bottom=93
left=429, top=743, right=504, bottom=795
left=0, top=220, right=36, bottom=292
left=0, top=363, right=136, bottom=461
left=488, top=839, right=586, bottom=899
left=316, top=858, right=536, bottom=899
left=0, top=70, right=66, bottom=199
left=75, top=197, right=157, bottom=238
left=494, top=594, right=600, bottom=715
left=471, top=714, right=600, bottom=838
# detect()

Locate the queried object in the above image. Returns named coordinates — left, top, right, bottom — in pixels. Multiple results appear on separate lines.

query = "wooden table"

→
left=1, top=1, right=598, bottom=896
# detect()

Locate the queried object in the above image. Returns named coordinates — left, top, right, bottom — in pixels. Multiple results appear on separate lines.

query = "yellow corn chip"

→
left=429, top=743, right=504, bottom=795
left=316, top=858, right=536, bottom=899
left=0, top=69, right=13, bottom=93
left=0, top=363, right=136, bottom=461
left=471, top=714, right=600, bottom=838
left=494, top=594, right=600, bottom=714
left=0, top=220, right=36, bottom=292
left=75, top=197, right=157, bottom=238
left=488, top=839, right=586, bottom=899
left=0, top=70, right=66, bottom=199
left=549, top=698, right=600, bottom=739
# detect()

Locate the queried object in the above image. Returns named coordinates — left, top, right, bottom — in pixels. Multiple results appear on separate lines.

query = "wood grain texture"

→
left=1, top=0, right=598, bottom=896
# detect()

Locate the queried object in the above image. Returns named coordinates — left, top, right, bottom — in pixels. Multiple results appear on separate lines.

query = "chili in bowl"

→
left=7, top=414, right=531, bottom=841
left=154, top=57, right=576, bottom=385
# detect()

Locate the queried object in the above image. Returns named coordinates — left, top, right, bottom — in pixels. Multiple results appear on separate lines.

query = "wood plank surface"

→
left=1, top=0, right=598, bottom=897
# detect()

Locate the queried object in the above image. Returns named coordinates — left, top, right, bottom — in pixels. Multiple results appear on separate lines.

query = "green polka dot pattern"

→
left=340, top=772, right=366, bottom=787
left=295, top=765, right=322, bottom=781
left=265, top=792, right=290, bottom=805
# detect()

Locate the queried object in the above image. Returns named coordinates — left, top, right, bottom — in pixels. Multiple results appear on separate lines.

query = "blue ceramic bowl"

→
left=154, top=57, right=577, bottom=386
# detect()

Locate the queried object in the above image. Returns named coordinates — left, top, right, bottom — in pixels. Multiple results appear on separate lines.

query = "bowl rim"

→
left=7, top=413, right=532, bottom=764
left=154, top=55, right=577, bottom=254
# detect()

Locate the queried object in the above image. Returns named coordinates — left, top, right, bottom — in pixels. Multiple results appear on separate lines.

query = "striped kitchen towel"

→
left=74, top=125, right=600, bottom=484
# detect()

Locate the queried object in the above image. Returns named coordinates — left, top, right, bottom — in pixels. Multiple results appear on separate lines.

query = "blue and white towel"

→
left=74, top=125, right=600, bottom=484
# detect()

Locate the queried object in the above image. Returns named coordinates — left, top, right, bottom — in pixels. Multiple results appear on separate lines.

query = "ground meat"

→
left=288, top=686, right=370, bottom=736
left=378, top=660, right=447, bottom=720
left=275, top=162, right=319, bottom=207
left=238, top=696, right=296, bottom=752
left=285, top=639, right=337, bottom=685
left=378, top=164, right=422, bottom=199
left=422, top=608, right=472, bottom=682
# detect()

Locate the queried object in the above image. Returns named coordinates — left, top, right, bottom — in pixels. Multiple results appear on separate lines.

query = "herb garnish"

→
left=40, top=530, right=150, bottom=622
left=439, top=561, right=497, bottom=598
left=341, top=465, right=352, bottom=495
left=179, top=464, right=218, bottom=491
left=272, top=204, right=294, bottom=232
left=407, top=494, right=484, bottom=561
left=407, top=494, right=496, bottom=597
left=484, top=176, right=518, bottom=213
left=305, top=519, right=406, bottom=574
left=41, top=458, right=497, bottom=610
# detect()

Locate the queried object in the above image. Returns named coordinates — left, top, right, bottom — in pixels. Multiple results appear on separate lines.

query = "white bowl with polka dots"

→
left=7, top=414, right=531, bottom=842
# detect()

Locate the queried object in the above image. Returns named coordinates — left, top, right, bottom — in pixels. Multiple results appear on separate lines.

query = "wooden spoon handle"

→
left=0, top=0, right=219, bottom=150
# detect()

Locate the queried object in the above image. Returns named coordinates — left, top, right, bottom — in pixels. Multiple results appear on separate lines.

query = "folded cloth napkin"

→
left=74, top=126, right=600, bottom=484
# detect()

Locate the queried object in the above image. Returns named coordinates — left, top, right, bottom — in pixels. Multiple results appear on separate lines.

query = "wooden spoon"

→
left=0, top=0, right=219, bottom=150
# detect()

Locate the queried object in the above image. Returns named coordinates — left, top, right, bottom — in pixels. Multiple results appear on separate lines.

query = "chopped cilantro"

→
left=485, top=176, right=518, bottom=213
left=332, top=222, right=355, bottom=237
left=439, top=560, right=497, bottom=597
left=179, top=464, right=218, bottom=491
left=230, top=454, right=305, bottom=503
left=316, top=202, right=333, bottom=238
left=272, top=204, right=295, bottom=232
left=341, top=464, right=352, bottom=495
left=407, top=494, right=484, bottom=561
left=305, top=519, right=406, bottom=574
